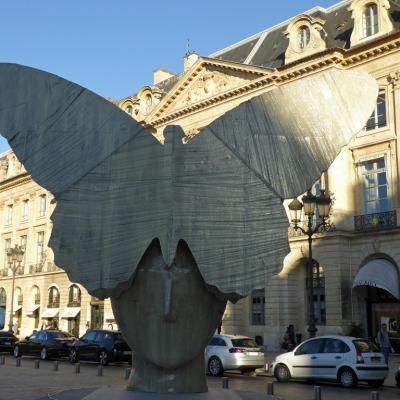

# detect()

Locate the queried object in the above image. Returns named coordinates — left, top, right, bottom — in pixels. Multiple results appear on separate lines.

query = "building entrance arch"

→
left=353, top=257, right=400, bottom=351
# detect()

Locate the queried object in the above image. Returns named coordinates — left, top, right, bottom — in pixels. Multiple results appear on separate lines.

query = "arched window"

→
left=0, top=288, right=5, bottom=306
left=15, top=287, right=23, bottom=306
left=363, top=3, right=379, bottom=37
left=297, top=26, right=311, bottom=49
left=48, top=286, right=60, bottom=308
left=0, top=288, right=6, bottom=330
left=32, top=286, right=40, bottom=304
left=68, top=285, right=81, bottom=306
left=126, top=105, right=133, bottom=115
left=306, top=261, right=326, bottom=325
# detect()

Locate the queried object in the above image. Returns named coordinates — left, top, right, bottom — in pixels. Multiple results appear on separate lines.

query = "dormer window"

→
left=145, top=94, right=152, bottom=114
left=349, top=0, right=393, bottom=46
left=126, top=105, right=133, bottom=115
left=297, top=26, right=311, bottom=49
left=363, top=3, right=379, bottom=37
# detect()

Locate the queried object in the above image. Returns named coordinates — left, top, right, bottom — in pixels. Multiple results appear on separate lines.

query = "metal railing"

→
left=34, top=294, right=40, bottom=304
left=17, top=295, right=23, bottom=305
left=0, top=269, right=8, bottom=277
left=354, top=210, right=397, bottom=232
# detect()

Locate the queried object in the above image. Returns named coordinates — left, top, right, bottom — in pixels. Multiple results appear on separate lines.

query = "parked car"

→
left=0, top=330, right=18, bottom=354
left=68, top=329, right=131, bottom=365
left=395, top=365, right=400, bottom=387
left=205, top=334, right=264, bottom=376
left=13, top=329, right=76, bottom=360
left=269, top=335, right=388, bottom=388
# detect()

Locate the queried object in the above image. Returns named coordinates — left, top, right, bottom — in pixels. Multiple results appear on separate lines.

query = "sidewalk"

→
left=259, top=351, right=399, bottom=387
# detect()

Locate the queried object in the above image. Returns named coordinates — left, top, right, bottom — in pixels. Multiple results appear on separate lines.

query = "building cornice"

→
left=146, top=31, right=400, bottom=130
left=0, top=173, right=32, bottom=192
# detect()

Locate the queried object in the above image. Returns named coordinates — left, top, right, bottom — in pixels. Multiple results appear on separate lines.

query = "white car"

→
left=269, top=335, right=388, bottom=388
left=205, top=334, right=265, bottom=376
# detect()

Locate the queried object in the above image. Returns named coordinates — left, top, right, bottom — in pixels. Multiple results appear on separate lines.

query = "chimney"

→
left=153, top=67, right=175, bottom=85
left=184, top=52, right=199, bottom=71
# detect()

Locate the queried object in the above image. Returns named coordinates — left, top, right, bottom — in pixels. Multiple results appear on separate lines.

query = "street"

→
left=0, top=354, right=398, bottom=400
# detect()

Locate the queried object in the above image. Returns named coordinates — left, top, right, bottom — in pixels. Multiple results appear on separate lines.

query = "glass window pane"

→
left=377, top=172, right=387, bottom=185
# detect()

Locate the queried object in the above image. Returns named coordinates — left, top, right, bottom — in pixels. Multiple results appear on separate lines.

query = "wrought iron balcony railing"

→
left=68, top=300, right=81, bottom=307
left=47, top=300, right=60, bottom=308
left=29, top=264, right=43, bottom=274
left=0, top=269, right=8, bottom=277
left=354, top=210, right=397, bottom=232
left=34, top=294, right=40, bottom=304
left=17, top=295, right=23, bottom=305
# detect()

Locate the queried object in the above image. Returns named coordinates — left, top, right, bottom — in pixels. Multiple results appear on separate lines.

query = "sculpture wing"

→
left=0, top=64, right=377, bottom=298
left=161, top=68, right=378, bottom=296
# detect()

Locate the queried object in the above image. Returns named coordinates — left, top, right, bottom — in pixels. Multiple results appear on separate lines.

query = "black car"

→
left=14, top=330, right=76, bottom=360
left=0, top=331, right=18, bottom=354
left=68, top=329, right=131, bottom=365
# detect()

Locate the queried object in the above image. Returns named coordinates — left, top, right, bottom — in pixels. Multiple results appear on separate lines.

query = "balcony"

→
left=15, top=266, right=24, bottom=275
left=17, top=295, right=23, bottom=305
left=354, top=210, right=397, bottom=232
left=34, top=294, right=40, bottom=304
left=0, top=269, right=8, bottom=277
left=68, top=300, right=81, bottom=307
left=29, top=264, right=43, bottom=274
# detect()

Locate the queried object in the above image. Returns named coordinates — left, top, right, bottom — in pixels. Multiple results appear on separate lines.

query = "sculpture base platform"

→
left=82, top=387, right=276, bottom=400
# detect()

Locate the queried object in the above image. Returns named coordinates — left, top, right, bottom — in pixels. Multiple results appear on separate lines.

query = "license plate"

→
left=123, top=351, right=131, bottom=355
left=371, top=357, right=381, bottom=363
left=247, top=351, right=259, bottom=356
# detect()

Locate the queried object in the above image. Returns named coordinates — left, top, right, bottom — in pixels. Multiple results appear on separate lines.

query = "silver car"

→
left=205, top=334, right=264, bottom=376
left=269, top=336, right=388, bottom=388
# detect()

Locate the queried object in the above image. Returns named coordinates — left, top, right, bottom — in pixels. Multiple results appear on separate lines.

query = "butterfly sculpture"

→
left=0, top=64, right=377, bottom=394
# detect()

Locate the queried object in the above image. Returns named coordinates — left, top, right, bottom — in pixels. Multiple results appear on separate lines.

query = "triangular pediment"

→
left=148, top=57, right=272, bottom=122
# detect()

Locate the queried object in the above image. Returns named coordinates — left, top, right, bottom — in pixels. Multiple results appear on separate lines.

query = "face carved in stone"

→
left=112, top=239, right=226, bottom=370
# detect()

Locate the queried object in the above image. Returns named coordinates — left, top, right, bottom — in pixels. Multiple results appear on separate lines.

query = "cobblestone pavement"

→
left=0, top=354, right=397, bottom=400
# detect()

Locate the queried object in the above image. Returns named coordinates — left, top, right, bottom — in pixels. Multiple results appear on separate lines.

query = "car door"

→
left=77, top=331, right=98, bottom=360
left=316, top=338, right=350, bottom=379
left=291, top=338, right=324, bottom=379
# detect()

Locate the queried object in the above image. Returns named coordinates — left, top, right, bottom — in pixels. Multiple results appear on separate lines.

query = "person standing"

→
left=377, top=323, right=391, bottom=364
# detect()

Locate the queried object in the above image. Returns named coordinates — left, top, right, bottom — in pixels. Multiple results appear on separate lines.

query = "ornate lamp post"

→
left=7, top=244, right=24, bottom=332
left=288, top=189, right=332, bottom=338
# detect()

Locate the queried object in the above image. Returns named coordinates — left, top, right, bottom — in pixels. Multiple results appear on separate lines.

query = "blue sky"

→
left=0, top=0, right=340, bottom=152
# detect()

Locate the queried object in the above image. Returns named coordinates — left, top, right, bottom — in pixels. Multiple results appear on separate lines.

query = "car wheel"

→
left=338, top=368, right=357, bottom=388
left=69, top=348, right=78, bottom=363
left=368, top=380, right=384, bottom=388
left=40, top=347, right=48, bottom=360
left=274, top=364, right=291, bottom=382
left=99, top=350, right=109, bottom=366
left=208, top=356, right=223, bottom=377
left=13, top=345, right=20, bottom=358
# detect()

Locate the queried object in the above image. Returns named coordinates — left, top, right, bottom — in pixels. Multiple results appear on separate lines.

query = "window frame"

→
left=362, top=3, right=379, bottom=38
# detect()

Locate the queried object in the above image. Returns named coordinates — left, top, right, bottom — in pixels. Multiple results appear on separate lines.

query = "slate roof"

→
left=212, top=0, right=400, bottom=68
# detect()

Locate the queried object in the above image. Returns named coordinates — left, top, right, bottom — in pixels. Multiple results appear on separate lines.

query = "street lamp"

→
left=7, top=244, right=24, bottom=332
left=288, top=189, right=332, bottom=338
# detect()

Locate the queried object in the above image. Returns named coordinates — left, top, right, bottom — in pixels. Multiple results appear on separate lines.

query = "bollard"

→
left=16, top=358, right=21, bottom=367
left=53, top=361, right=59, bottom=371
left=314, top=386, right=321, bottom=400
left=75, top=363, right=80, bottom=374
left=0, top=356, right=5, bottom=365
left=222, top=377, right=229, bottom=389
left=371, top=392, right=379, bottom=400
left=97, top=365, right=103, bottom=376
left=124, top=368, right=131, bottom=380
left=267, top=382, right=274, bottom=395
left=34, top=359, right=40, bottom=369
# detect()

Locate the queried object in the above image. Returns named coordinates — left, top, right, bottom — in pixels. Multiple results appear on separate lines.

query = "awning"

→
left=26, top=305, right=40, bottom=317
left=41, top=308, right=59, bottom=319
left=105, top=315, right=115, bottom=322
left=61, top=307, right=81, bottom=319
left=353, top=259, right=400, bottom=299
left=13, top=305, right=22, bottom=314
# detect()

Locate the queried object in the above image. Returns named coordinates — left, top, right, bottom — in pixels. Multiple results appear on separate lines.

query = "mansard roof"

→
left=211, top=0, right=400, bottom=68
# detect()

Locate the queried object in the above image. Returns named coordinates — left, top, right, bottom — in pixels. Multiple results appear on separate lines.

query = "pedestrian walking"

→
left=376, top=323, right=391, bottom=364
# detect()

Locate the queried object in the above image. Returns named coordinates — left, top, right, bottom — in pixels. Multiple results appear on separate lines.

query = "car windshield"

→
left=353, top=339, right=380, bottom=353
left=231, top=338, right=257, bottom=348
left=47, top=331, right=73, bottom=339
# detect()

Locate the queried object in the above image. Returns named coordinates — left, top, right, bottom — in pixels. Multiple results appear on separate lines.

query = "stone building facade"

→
left=1, top=0, right=400, bottom=349
left=0, top=154, right=115, bottom=338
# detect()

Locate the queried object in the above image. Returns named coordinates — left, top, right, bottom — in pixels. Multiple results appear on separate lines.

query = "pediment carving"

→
left=178, top=69, right=251, bottom=108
